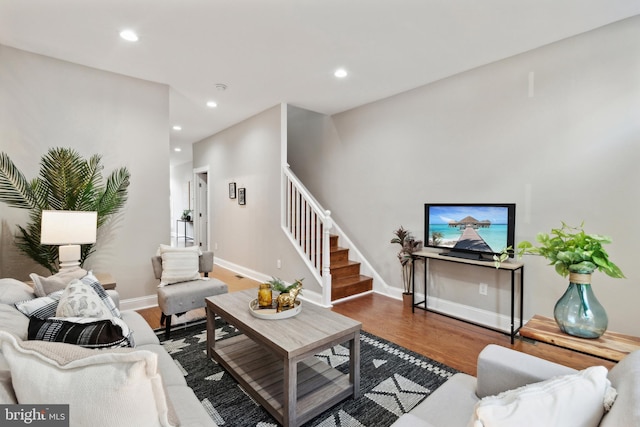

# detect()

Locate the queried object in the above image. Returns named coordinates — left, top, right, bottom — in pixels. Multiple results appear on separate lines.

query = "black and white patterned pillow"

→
left=14, top=290, right=64, bottom=319
left=28, top=316, right=133, bottom=349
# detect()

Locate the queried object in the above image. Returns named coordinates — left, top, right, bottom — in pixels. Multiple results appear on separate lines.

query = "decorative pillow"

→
left=471, top=366, right=614, bottom=427
left=29, top=267, right=87, bottom=297
left=158, top=247, right=202, bottom=286
left=0, top=278, right=34, bottom=304
left=81, top=272, right=121, bottom=318
left=28, top=316, right=133, bottom=349
left=55, top=279, right=113, bottom=318
left=14, top=290, right=64, bottom=319
left=0, top=331, right=174, bottom=427
left=156, top=243, right=202, bottom=256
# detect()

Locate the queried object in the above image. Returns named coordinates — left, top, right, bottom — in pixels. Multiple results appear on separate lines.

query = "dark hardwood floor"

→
left=137, top=267, right=614, bottom=376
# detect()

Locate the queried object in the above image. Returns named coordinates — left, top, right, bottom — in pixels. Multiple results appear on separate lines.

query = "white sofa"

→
left=0, top=277, right=215, bottom=427
left=392, top=344, right=640, bottom=427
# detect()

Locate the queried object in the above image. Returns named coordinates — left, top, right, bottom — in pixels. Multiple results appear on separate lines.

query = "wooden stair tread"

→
left=332, top=275, right=373, bottom=287
left=331, top=275, right=373, bottom=300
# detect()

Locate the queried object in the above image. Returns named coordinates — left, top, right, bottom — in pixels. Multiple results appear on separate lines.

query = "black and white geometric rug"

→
left=158, top=320, right=458, bottom=427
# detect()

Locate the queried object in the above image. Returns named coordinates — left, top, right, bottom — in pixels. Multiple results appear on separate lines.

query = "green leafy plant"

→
left=0, top=147, right=130, bottom=273
left=391, top=226, right=423, bottom=293
left=267, top=277, right=304, bottom=293
left=494, top=222, right=624, bottom=279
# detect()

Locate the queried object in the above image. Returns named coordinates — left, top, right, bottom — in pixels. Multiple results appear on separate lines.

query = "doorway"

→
left=194, top=168, right=209, bottom=250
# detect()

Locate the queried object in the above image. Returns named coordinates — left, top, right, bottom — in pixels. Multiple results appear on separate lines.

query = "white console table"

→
left=411, top=250, right=524, bottom=344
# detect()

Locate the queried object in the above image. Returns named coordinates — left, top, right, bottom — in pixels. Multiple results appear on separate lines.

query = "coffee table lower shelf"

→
left=210, top=334, right=354, bottom=426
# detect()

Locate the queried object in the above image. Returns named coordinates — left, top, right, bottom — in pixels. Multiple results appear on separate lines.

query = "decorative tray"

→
left=249, top=299, right=302, bottom=320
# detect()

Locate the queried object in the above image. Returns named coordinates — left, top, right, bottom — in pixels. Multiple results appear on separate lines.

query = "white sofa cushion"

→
left=0, top=279, right=34, bottom=304
left=471, top=366, right=613, bottom=427
left=0, top=331, right=174, bottom=427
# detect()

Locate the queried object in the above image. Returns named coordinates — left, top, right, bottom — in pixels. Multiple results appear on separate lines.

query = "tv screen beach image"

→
left=426, top=205, right=511, bottom=254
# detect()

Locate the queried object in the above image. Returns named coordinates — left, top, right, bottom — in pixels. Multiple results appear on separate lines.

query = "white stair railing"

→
left=281, top=166, right=332, bottom=306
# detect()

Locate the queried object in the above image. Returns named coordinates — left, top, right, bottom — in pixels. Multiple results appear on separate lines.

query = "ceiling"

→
left=1, top=1, right=639, bottom=166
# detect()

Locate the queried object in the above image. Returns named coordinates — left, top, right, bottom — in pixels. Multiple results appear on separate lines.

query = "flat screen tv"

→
left=424, top=203, right=516, bottom=260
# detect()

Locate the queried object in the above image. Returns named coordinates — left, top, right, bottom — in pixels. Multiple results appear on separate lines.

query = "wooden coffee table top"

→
left=520, top=315, right=640, bottom=362
left=207, top=289, right=361, bottom=359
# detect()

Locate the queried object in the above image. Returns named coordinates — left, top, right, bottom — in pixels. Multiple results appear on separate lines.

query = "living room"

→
left=1, top=3, right=640, bottom=426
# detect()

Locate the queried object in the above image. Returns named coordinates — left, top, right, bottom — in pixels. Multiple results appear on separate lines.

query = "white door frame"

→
left=192, top=166, right=210, bottom=250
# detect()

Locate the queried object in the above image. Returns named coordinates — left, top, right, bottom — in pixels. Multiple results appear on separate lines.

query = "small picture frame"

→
left=229, top=182, right=236, bottom=199
left=238, top=188, right=246, bottom=205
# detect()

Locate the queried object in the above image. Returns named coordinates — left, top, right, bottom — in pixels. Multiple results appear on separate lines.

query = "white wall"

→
left=288, top=17, right=640, bottom=334
left=0, top=45, right=170, bottom=302
left=192, top=105, right=312, bottom=292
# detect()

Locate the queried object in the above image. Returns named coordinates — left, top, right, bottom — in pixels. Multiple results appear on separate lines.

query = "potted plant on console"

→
left=497, top=222, right=624, bottom=339
left=391, top=226, right=422, bottom=305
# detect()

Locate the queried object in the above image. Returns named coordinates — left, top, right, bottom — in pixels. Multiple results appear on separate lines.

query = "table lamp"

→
left=40, top=210, right=98, bottom=271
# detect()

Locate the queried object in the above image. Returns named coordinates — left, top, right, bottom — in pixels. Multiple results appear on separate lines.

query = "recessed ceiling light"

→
left=119, top=29, right=139, bottom=42
left=334, top=68, right=348, bottom=78
left=206, top=101, right=218, bottom=108
left=172, top=125, right=182, bottom=131
left=174, top=148, right=182, bottom=152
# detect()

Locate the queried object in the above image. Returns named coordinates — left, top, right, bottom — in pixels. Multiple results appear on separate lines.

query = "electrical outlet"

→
left=277, top=259, right=281, bottom=269
left=214, top=242, right=218, bottom=251
left=479, top=283, right=488, bottom=296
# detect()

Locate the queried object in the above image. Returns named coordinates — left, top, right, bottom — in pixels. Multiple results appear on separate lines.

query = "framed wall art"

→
left=238, top=187, right=246, bottom=205
left=229, top=182, right=236, bottom=199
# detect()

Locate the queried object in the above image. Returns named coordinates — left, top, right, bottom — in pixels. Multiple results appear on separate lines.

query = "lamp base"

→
left=58, top=244, right=81, bottom=272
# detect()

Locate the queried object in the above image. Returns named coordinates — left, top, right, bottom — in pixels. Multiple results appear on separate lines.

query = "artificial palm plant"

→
left=391, top=226, right=422, bottom=294
left=0, top=147, right=130, bottom=273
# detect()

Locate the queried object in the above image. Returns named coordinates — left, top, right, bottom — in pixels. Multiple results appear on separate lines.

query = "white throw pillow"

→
left=0, top=331, right=174, bottom=427
left=159, top=247, right=201, bottom=286
left=470, top=366, right=613, bottom=427
left=29, top=267, right=87, bottom=297
left=156, top=243, right=202, bottom=256
left=55, top=279, right=113, bottom=318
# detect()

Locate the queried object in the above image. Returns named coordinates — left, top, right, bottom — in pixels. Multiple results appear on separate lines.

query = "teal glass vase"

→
left=553, top=273, right=608, bottom=339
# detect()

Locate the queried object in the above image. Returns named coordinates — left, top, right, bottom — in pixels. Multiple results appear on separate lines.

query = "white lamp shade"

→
left=40, top=210, right=98, bottom=245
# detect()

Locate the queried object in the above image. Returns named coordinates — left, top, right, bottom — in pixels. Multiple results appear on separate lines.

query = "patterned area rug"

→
left=158, top=320, right=458, bottom=427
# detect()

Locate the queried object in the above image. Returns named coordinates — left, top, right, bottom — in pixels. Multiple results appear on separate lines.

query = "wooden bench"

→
left=520, top=314, right=640, bottom=362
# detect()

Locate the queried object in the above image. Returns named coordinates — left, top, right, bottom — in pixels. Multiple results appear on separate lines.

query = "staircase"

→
left=328, top=234, right=373, bottom=300
left=282, top=166, right=373, bottom=304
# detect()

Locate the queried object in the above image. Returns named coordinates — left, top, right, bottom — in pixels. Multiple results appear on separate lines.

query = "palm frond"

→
left=96, top=167, right=130, bottom=227
left=0, top=152, right=37, bottom=209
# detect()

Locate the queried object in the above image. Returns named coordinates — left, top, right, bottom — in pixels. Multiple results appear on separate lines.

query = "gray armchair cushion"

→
left=156, top=278, right=227, bottom=315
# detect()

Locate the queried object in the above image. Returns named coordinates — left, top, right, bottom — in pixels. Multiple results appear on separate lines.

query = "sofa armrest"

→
left=476, top=344, right=576, bottom=398
left=106, top=290, right=120, bottom=309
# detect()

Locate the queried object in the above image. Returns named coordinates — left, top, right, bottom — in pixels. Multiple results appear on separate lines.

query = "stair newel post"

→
left=322, top=210, right=333, bottom=306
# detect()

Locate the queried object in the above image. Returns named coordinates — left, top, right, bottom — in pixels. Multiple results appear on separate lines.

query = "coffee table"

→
left=206, top=289, right=361, bottom=427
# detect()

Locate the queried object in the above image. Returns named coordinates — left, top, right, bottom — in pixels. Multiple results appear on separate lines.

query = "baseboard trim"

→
left=120, top=294, right=157, bottom=312
left=417, top=294, right=514, bottom=332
